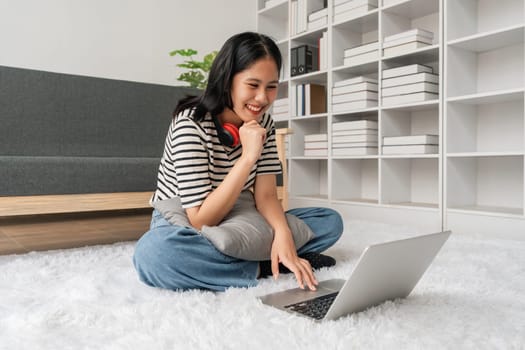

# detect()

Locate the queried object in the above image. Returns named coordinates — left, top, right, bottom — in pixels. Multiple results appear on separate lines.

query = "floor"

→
left=0, top=209, right=151, bottom=255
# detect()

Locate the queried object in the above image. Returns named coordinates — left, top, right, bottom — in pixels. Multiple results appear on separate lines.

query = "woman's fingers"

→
left=281, top=257, right=317, bottom=291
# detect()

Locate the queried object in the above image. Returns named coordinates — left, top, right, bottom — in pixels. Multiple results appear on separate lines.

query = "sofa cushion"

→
left=0, top=156, right=159, bottom=196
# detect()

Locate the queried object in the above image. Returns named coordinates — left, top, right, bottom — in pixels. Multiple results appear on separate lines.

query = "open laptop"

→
left=259, top=230, right=451, bottom=321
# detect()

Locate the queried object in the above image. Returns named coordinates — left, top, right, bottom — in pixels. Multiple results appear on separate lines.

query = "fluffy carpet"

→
left=1, top=220, right=524, bottom=350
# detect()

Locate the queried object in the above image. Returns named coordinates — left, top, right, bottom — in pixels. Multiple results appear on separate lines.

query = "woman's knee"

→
left=320, top=208, right=344, bottom=243
left=133, top=227, right=180, bottom=287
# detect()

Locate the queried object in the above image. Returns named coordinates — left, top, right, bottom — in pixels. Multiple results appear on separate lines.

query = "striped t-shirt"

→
left=152, top=109, right=282, bottom=208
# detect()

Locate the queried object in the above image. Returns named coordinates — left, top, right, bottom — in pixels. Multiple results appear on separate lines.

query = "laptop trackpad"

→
left=259, top=279, right=345, bottom=309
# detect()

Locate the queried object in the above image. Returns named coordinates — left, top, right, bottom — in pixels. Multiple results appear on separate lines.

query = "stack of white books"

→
left=333, top=0, right=378, bottom=23
left=381, top=64, right=439, bottom=106
left=271, top=97, right=289, bottom=120
left=383, top=28, right=434, bottom=57
left=343, top=41, right=379, bottom=67
left=304, top=133, right=328, bottom=157
left=332, top=76, right=378, bottom=113
left=307, top=7, right=328, bottom=31
left=332, top=120, right=378, bottom=156
left=382, top=134, right=439, bottom=155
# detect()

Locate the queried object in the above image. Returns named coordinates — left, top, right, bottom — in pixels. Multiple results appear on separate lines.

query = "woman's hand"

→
left=239, top=120, right=266, bottom=163
left=270, top=231, right=318, bottom=291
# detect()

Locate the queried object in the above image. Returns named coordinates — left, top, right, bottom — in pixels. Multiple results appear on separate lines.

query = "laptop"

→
left=258, top=230, right=451, bottom=321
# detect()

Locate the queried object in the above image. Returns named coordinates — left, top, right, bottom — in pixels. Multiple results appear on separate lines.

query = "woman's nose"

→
left=255, top=89, right=268, bottom=104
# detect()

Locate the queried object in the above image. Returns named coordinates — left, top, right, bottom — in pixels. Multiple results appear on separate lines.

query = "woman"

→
left=133, top=32, right=343, bottom=292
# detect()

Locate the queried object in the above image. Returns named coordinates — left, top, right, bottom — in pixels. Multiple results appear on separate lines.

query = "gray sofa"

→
left=0, top=65, right=197, bottom=196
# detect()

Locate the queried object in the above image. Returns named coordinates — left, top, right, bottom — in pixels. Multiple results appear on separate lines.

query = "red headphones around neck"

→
left=213, top=116, right=240, bottom=147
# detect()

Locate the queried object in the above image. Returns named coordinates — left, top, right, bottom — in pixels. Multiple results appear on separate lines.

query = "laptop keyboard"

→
left=284, top=292, right=339, bottom=320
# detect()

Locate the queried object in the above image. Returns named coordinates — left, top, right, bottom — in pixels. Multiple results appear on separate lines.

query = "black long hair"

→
left=173, top=32, right=282, bottom=121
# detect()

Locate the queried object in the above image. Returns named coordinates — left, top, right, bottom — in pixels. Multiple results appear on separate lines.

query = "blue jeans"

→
left=133, top=207, right=343, bottom=292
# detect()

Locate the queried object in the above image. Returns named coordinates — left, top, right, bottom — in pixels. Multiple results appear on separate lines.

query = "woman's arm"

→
left=186, top=120, right=266, bottom=230
left=254, top=174, right=317, bottom=290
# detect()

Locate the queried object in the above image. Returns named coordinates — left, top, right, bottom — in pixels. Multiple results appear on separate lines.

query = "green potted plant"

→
left=169, top=49, right=217, bottom=90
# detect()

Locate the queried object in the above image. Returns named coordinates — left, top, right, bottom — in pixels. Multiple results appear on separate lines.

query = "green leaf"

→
left=169, top=48, right=198, bottom=57
left=170, top=48, right=216, bottom=89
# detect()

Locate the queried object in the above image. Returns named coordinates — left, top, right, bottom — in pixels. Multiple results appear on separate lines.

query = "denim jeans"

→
left=133, top=207, right=343, bottom=292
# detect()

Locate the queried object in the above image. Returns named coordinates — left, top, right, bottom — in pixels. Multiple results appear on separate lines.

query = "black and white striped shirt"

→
left=152, top=109, right=282, bottom=208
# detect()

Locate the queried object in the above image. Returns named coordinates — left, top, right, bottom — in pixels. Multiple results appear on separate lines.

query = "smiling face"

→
left=221, top=57, right=279, bottom=126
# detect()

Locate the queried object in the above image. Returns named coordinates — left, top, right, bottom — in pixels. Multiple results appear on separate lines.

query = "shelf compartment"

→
left=332, top=158, right=378, bottom=203
left=448, top=25, right=525, bottom=53
left=332, top=11, right=379, bottom=68
left=446, top=0, right=524, bottom=41
left=381, top=157, right=440, bottom=208
left=446, top=94, right=524, bottom=154
left=447, top=155, right=524, bottom=216
left=382, top=0, right=440, bottom=45
left=446, top=41, right=524, bottom=98
left=381, top=46, right=439, bottom=70
left=258, top=1, right=289, bottom=42
left=383, top=0, right=439, bottom=19
left=290, top=116, right=327, bottom=157
left=289, top=159, right=328, bottom=199
left=382, top=105, right=439, bottom=142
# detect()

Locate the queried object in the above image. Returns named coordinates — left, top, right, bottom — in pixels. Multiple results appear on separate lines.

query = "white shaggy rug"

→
left=1, top=220, right=524, bottom=350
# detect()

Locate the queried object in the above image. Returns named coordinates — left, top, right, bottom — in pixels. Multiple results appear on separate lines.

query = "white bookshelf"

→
left=256, top=0, right=525, bottom=236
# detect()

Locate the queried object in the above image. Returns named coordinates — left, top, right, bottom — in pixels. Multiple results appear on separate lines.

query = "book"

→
left=304, top=133, right=328, bottom=142
left=333, top=120, right=378, bottom=131
left=333, top=129, right=378, bottom=136
left=272, top=112, right=289, bottom=121
left=304, top=149, right=328, bottom=156
left=382, top=64, right=433, bottom=79
left=332, top=91, right=378, bottom=104
left=305, top=141, right=328, bottom=149
left=343, top=50, right=379, bottom=66
left=333, top=141, right=377, bottom=148
left=383, top=41, right=432, bottom=57
left=332, top=147, right=378, bottom=156
left=384, top=28, right=434, bottom=42
left=382, top=144, right=438, bottom=155
left=307, top=16, right=328, bottom=31
left=334, top=76, right=378, bottom=87
left=333, top=134, right=378, bottom=143
left=343, top=41, right=379, bottom=57
left=382, top=82, right=438, bottom=97
left=333, top=82, right=378, bottom=95
left=383, top=135, right=439, bottom=146
left=273, top=97, right=289, bottom=107
left=296, top=45, right=313, bottom=75
left=272, top=104, right=289, bottom=114
left=333, top=4, right=377, bottom=23
left=382, top=72, right=439, bottom=87
left=382, top=92, right=438, bottom=106
left=264, top=0, right=286, bottom=9
left=308, top=7, right=328, bottom=21
left=290, top=47, right=298, bottom=76
left=319, top=31, right=328, bottom=70
left=383, top=34, right=434, bottom=48
left=332, top=99, right=378, bottom=113
left=334, top=0, right=378, bottom=14
left=305, top=84, right=326, bottom=115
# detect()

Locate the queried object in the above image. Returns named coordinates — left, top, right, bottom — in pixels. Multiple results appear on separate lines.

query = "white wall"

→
left=0, top=0, right=256, bottom=86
